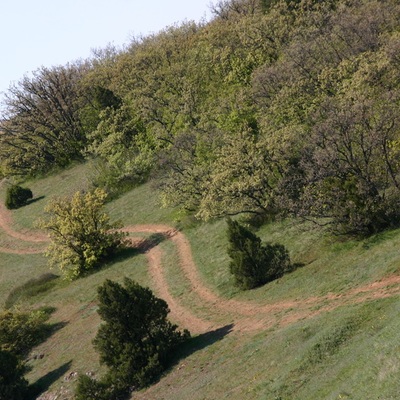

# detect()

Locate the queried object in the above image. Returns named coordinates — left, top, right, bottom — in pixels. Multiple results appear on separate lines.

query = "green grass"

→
left=0, top=253, right=49, bottom=308
left=4, top=162, right=93, bottom=231
left=4, top=272, right=59, bottom=309
left=0, top=162, right=399, bottom=399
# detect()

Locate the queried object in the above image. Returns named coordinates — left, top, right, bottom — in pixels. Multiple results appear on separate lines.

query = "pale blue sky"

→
left=0, top=0, right=212, bottom=101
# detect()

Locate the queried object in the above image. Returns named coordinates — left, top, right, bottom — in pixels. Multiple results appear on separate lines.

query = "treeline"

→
left=1, top=0, right=400, bottom=236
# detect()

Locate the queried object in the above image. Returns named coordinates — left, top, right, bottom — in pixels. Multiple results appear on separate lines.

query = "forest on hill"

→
left=1, top=0, right=400, bottom=236
left=1, top=1, right=400, bottom=398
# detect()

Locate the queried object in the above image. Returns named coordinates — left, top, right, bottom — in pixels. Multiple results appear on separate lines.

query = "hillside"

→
left=1, top=0, right=400, bottom=398
left=0, top=162, right=399, bottom=399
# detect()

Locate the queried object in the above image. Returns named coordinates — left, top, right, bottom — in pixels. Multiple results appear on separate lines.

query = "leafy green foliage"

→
left=92, top=278, right=189, bottom=391
left=227, top=219, right=291, bottom=289
left=37, top=188, right=127, bottom=280
left=87, top=104, right=154, bottom=196
left=74, top=375, right=123, bottom=400
left=0, top=309, right=50, bottom=357
left=0, top=63, right=90, bottom=175
left=5, top=185, right=33, bottom=210
left=2, top=0, right=400, bottom=237
left=0, top=349, right=28, bottom=400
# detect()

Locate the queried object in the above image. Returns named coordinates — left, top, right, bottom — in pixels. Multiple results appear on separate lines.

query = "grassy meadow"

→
left=0, top=162, right=399, bottom=399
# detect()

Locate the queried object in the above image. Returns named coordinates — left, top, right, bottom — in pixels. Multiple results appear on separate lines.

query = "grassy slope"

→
left=0, top=162, right=399, bottom=399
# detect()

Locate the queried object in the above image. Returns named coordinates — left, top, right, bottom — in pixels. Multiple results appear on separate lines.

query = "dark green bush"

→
left=75, top=375, right=124, bottom=400
left=0, top=349, right=28, bottom=400
left=91, top=278, right=190, bottom=392
left=5, top=185, right=33, bottom=209
left=227, top=219, right=291, bottom=290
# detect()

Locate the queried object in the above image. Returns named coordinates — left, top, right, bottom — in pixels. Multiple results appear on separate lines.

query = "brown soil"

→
left=1, top=206, right=399, bottom=335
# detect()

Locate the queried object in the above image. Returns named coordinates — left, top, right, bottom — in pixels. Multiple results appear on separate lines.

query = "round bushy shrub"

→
left=5, top=185, right=33, bottom=209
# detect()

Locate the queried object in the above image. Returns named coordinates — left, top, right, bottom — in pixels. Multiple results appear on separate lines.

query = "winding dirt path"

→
left=0, top=197, right=399, bottom=334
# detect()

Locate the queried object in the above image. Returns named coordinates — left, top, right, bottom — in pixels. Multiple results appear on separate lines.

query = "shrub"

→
left=5, top=185, right=33, bottom=209
left=227, top=219, right=291, bottom=290
left=0, top=309, right=51, bottom=357
left=0, top=349, right=28, bottom=400
left=92, top=278, right=190, bottom=392
left=74, top=375, right=123, bottom=400
left=37, top=188, right=127, bottom=280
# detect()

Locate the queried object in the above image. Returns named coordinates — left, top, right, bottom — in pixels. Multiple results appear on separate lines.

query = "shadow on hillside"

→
left=110, top=232, right=169, bottom=265
left=113, top=246, right=142, bottom=262
left=285, top=262, right=305, bottom=275
left=26, top=195, right=45, bottom=206
left=28, top=360, right=72, bottom=399
left=136, top=233, right=169, bottom=253
left=170, top=323, right=235, bottom=367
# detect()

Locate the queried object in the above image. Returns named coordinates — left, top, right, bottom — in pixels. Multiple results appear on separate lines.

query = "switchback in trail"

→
left=0, top=196, right=399, bottom=334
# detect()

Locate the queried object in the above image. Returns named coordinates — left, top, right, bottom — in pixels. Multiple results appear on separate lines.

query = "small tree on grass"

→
left=0, top=309, right=50, bottom=357
left=227, top=218, right=291, bottom=290
left=37, top=188, right=127, bottom=280
left=5, top=185, right=33, bottom=209
left=0, top=309, right=53, bottom=400
left=0, top=349, right=29, bottom=400
left=76, top=278, right=189, bottom=398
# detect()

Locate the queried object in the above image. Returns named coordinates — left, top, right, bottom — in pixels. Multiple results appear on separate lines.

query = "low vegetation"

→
left=76, top=278, right=190, bottom=399
left=0, top=0, right=399, bottom=399
left=5, top=184, right=33, bottom=210
left=227, top=218, right=291, bottom=289
left=37, top=188, right=127, bottom=280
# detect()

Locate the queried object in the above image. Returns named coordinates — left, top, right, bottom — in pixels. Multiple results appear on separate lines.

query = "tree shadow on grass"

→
left=108, top=232, right=170, bottom=265
left=285, top=262, right=306, bottom=275
left=112, top=246, right=142, bottom=262
left=28, top=360, right=72, bottom=399
left=26, top=195, right=45, bottom=206
left=134, top=233, right=169, bottom=253
left=169, top=323, right=235, bottom=369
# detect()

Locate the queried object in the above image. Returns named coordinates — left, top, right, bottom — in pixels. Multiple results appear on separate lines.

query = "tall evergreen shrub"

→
left=227, top=219, right=291, bottom=290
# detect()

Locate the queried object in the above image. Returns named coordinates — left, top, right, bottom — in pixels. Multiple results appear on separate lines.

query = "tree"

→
left=5, top=185, right=33, bottom=210
left=0, top=349, right=28, bottom=400
left=300, top=89, right=400, bottom=235
left=227, top=219, right=291, bottom=290
left=197, top=130, right=280, bottom=220
left=86, top=104, right=154, bottom=196
left=0, top=310, right=50, bottom=357
left=92, top=278, right=189, bottom=391
left=37, top=188, right=127, bottom=280
left=0, top=62, right=90, bottom=175
left=0, top=310, right=52, bottom=400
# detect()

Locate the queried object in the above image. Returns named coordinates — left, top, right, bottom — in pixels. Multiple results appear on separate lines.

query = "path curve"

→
left=0, top=198, right=399, bottom=334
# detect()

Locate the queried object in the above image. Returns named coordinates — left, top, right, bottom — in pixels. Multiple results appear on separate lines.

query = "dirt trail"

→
left=1, top=204, right=399, bottom=334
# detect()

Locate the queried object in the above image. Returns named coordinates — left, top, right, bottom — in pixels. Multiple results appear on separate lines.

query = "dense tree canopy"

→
left=1, top=0, right=400, bottom=236
left=0, top=63, right=91, bottom=175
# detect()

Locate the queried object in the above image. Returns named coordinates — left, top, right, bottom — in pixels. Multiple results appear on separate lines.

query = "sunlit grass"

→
left=0, top=162, right=399, bottom=399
